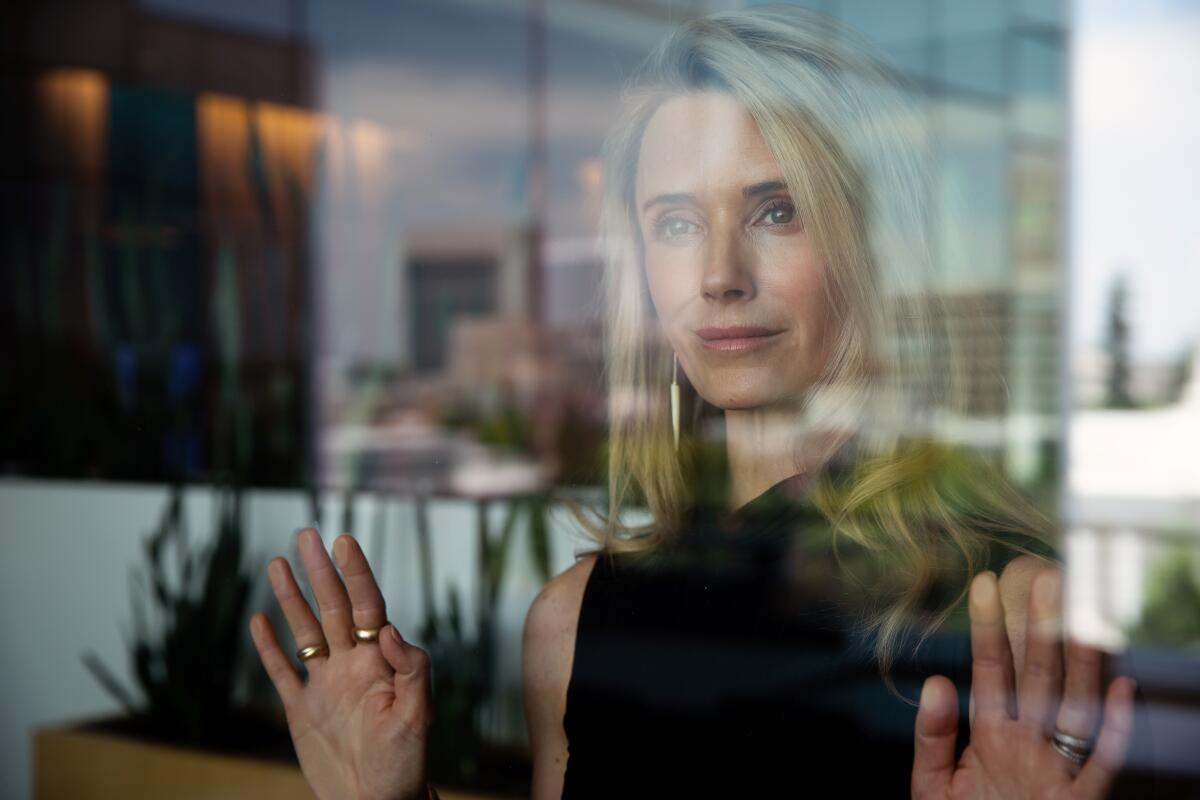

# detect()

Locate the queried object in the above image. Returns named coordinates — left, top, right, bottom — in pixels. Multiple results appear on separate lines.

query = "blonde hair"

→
left=563, top=5, right=1056, bottom=696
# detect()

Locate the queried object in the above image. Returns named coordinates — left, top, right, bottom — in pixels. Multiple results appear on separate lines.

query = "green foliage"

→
left=419, top=494, right=554, bottom=786
left=424, top=581, right=485, bottom=784
left=1128, top=540, right=1200, bottom=649
left=436, top=392, right=536, bottom=455
left=81, top=481, right=262, bottom=746
left=477, top=405, right=535, bottom=453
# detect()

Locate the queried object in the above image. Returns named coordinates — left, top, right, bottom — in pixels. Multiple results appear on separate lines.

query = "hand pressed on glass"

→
left=249, top=528, right=433, bottom=800
left=912, top=569, right=1136, bottom=799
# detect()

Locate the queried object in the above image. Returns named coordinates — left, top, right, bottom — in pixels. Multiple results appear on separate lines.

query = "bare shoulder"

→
left=522, top=551, right=600, bottom=800
left=525, top=551, right=600, bottom=648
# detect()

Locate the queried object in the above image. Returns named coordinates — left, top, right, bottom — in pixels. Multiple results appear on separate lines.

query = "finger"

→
left=379, top=623, right=421, bottom=680
left=379, top=623, right=411, bottom=675
left=379, top=624, right=431, bottom=729
left=333, top=534, right=388, bottom=631
left=1055, top=638, right=1105, bottom=740
left=1018, top=568, right=1063, bottom=735
left=249, top=612, right=304, bottom=708
left=1073, top=677, right=1136, bottom=798
left=297, top=527, right=355, bottom=651
left=912, top=675, right=958, bottom=799
left=268, top=556, right=329, bottom=670
left=969, top=571, right=1017, bottom=721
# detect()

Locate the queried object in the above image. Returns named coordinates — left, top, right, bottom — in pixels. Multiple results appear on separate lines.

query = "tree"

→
left=1128, top=540, right=1200, bottom=649
left=1103, top=272, right=1136, bottom=409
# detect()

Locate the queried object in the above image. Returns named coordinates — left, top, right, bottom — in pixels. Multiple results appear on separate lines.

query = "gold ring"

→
left=296, top=643, right=329, bottom=663
left=353, top=625, right=384, bottom=643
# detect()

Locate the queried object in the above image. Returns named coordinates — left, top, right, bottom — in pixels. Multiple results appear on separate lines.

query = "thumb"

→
left=379, top=623, right=424, bottom=682
left=379, top=625, right=433, bottom=741
left=912, top=675, right=958, bottom=799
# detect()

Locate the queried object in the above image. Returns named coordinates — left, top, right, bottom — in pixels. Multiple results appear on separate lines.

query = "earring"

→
left=671, top=353, right=681, bottom=451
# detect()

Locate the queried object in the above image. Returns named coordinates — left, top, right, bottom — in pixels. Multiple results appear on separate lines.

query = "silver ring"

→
left=1051, top=730, right=1094, bottom=765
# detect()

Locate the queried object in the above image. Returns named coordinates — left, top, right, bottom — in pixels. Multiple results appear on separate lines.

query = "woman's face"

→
left=634, top=90, right=839, bottom=411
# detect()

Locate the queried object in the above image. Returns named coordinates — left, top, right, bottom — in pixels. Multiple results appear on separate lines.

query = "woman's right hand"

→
left=249, top=527, right=433, bottom=800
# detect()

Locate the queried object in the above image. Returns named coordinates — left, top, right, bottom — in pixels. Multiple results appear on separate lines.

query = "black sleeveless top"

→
left=560, top=472, right=1036, bottom=797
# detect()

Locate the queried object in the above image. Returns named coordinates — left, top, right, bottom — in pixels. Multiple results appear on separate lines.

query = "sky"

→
left=1071, top=0, right=1200, bottom=363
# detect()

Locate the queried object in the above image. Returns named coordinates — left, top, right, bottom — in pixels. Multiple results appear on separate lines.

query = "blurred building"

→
left=1067, top=346, right=1200, bottom=647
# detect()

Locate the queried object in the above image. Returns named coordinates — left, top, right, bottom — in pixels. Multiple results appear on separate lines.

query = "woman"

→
left=249, top=6, right=1137, bottom=799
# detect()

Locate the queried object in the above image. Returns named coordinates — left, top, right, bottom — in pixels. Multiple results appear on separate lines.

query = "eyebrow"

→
left=640, top=179, right=788, bottom=214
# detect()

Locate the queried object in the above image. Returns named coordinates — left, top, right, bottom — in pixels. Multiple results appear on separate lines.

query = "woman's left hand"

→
left=912, top=569, right=1137, bottom=799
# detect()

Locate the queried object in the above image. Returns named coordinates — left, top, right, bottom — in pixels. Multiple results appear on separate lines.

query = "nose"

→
left=700, top=225, right=754, bottom=302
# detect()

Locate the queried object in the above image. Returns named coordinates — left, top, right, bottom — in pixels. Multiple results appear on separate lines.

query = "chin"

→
left=697, top=384, right=785, bottom=412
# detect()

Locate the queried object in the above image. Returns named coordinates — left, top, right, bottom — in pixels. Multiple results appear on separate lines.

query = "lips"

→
left=694, top=325, right=783, bottom=341
left=694, top=326, right=784, bottom=353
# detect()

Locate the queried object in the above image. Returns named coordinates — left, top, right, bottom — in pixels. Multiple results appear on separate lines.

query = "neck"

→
left=723, top=406, right=851, bottom=512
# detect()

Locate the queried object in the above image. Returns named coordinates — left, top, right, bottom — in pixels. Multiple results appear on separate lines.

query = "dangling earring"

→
left=671, top=353, right=681, bottom=451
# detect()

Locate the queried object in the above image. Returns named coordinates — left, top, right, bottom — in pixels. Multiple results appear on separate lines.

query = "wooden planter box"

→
left=33, top=715, right=501, bottom=800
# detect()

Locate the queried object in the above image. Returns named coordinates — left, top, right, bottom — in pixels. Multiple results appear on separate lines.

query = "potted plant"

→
left=410, top=486, right=545, bottom=799
left=34, top=479, right=309, bottom=799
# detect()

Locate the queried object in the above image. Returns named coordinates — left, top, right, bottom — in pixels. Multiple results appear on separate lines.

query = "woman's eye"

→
left=758, top=200, right=796, bottom=227
left=652, top=217, right=699, bottom=239
left=651, top=200, right=797, bottom=241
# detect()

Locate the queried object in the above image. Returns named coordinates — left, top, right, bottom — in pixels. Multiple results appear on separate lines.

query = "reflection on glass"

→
left=4, top=0, right=1196, bottom=798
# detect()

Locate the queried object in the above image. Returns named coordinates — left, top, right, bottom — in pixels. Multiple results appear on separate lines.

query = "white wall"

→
left=0, top=478, right=594, bottom=800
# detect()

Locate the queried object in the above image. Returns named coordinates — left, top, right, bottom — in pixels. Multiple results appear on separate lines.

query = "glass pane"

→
left=837, top=0, right=933, bottom=79
left=1015, top=33, right=1066, bottom=141
left=934, top=101, right=1009, bottom=288
left=5, top=1, right=1194, bottom=798
left=939, top=0, right=1007, bottom=96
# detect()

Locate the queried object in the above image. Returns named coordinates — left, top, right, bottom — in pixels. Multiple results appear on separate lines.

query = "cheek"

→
left=772, top=272, right=826, bottom=321
left=760, top=248, right=828, bottom=326
left=644, top=254, right=692, bottom=322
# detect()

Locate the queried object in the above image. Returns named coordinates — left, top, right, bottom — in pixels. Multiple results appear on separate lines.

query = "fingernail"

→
left=1033, top=572, right=1061, bottom=630
left=333, top=537, right=347, bottom=565
left=390, top=625, right=403, bottom=644
left=1034, top=570, right=1059, bottom=609
left=920, top=679, right=940, bottom=709
left=970, top=572, right=1000, bottom=619
left=300, top=527, right=320, bottom=550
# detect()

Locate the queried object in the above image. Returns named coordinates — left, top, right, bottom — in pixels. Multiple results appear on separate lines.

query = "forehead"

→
left=635, top=91, right=781, bottom=201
